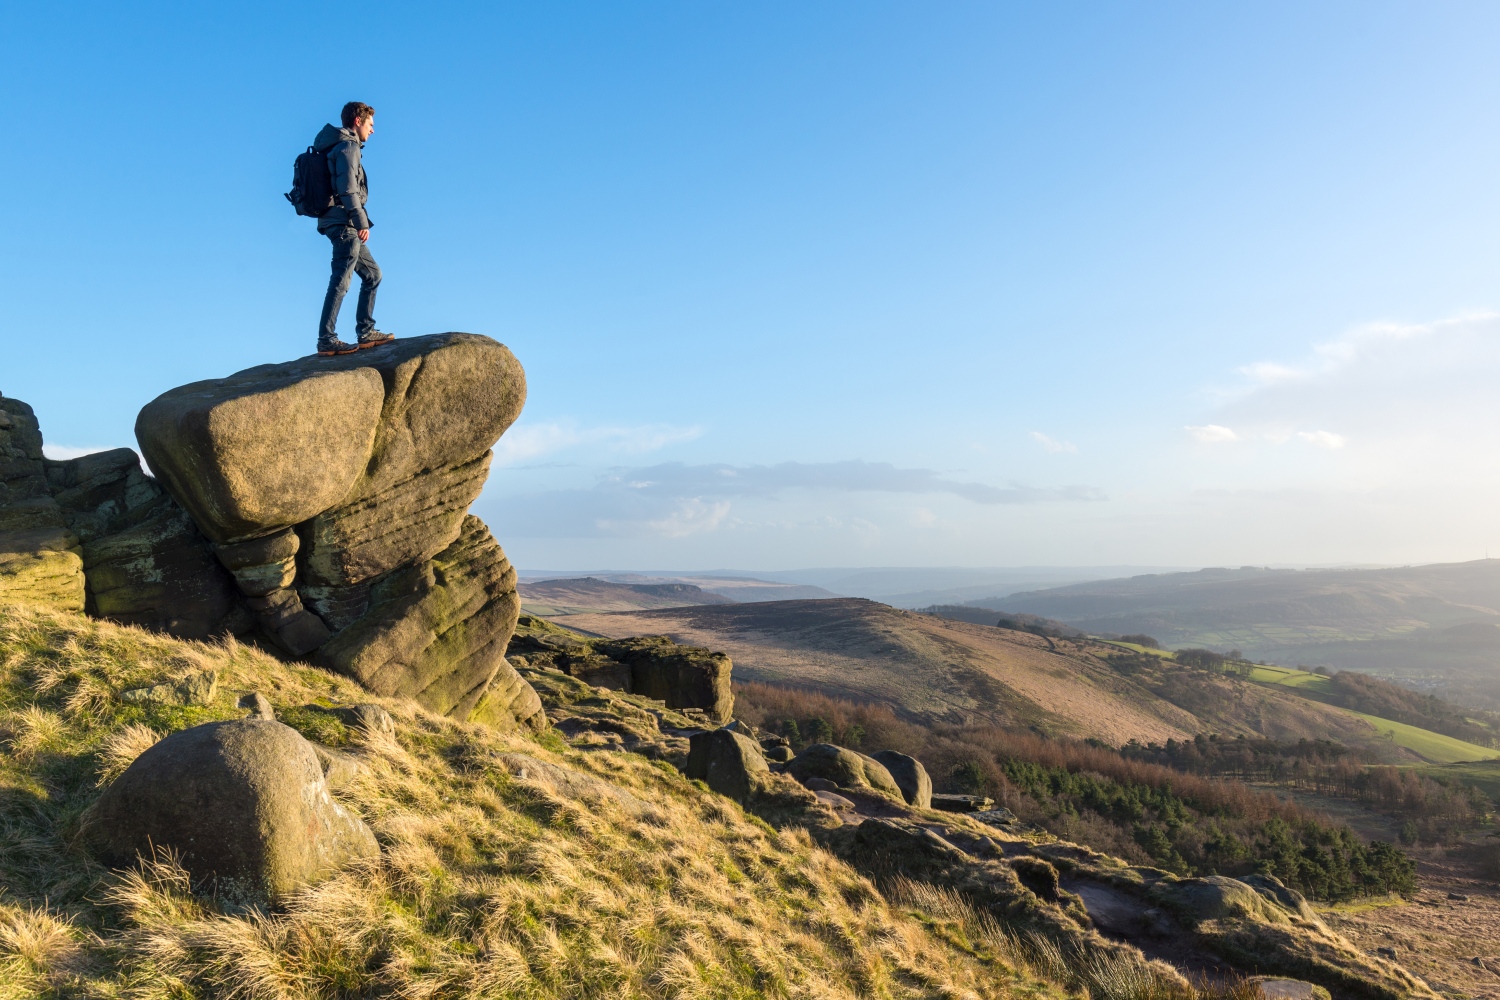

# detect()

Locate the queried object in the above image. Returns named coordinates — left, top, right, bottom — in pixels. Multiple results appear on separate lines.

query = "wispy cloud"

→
left=487, top=459, right=1106, bottom=538
left=1030, top=431, right=1077, bottom=454
left=1236, top=311, right=1500, bottom=389
left=42, top=444, right=116, bottom=460
left=493, top=421, right=702, bottom=465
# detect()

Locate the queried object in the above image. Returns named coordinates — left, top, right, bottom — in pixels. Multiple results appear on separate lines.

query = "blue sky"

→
left=6, top=2, right=1500, bottom=570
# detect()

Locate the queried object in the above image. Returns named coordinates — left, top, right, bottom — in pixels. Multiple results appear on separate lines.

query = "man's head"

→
left=341, top=101, right=376, bottom=141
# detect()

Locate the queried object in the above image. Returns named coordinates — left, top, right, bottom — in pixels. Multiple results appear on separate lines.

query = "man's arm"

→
left=329, top=141, right=371, bottom=232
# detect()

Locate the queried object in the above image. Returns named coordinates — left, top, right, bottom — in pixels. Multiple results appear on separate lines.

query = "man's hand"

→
left=358, top=229, right=370, bottom=242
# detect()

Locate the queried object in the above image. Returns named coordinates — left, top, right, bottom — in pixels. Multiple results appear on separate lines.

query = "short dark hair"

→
left=341, top=102, right=375, bottom=128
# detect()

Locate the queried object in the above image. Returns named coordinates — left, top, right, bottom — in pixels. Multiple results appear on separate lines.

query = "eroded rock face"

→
left=132, top=334, right=538, bottom=726
left=84, top=719, right=379, bottom=906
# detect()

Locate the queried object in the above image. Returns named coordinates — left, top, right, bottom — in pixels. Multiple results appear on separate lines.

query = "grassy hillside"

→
left=556, top=600, right=1436, bottom=760
left=1247, top=665, right=1499, bottom=763
left=989, top=561, right=1500, bottom=706
left=0, top=604, right=1083, bottom=1000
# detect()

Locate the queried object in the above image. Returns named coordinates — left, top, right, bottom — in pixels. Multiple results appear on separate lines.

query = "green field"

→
left=1247, top=664, right=1335, bottom=694
left=1095, top=639, right=1175, bottom=657
left=1347, top=712, right=1500, bottom=764
left=1248, top=665, right=1497, bottom=763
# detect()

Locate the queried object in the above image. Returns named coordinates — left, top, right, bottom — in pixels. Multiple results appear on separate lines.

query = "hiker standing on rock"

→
left=290, top=101, right=396, bottom=356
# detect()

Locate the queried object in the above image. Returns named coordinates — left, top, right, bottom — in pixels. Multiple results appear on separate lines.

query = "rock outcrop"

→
left=787, top=743, right=905, bottom=801
left=0, top=396, right=84, bottom=610
left=509, top=616, right=734, bottom=722
left=84, top=719, right=379, bottom=905
left=133, top=334, right=541, bottom=726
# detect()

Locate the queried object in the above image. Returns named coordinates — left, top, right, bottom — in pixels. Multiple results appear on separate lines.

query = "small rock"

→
left=763, top=744, right=794, bottom=763
left=121, top=669, right=218, bottom=707
left=1376, top=947, right=1398, bottom=960
left=814, top=790, right=856, bottom=810
left=929, top=793, right=994, bottom=813
left=803, top=776, right=840, bottom=792
left=331, top=703, right=394, bottom=734
left=238, top=692, right=274, bottom=720
left=1248, top=977, right=1327, bottom=1000
left=1448, top=892, right=1470, bottom=901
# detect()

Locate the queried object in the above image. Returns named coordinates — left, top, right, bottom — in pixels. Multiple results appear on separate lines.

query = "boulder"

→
left=872, top=749, right=932, bottom=808
left=120, top=669, right=219, bottom=707
left=786, top=743, right=904, bottom=801
left=0, top=396, right=84, bottom=610
left=930, top=793, right=994, bottom=812
left=84, top=719, right=379, bottom=905
left=685, top=727, right=769, bottom=800
left=131, top=335, right=537, bottom=725
left=591, top=636, right=734, bottom=722
left=135, top=333, right=523, bottom=545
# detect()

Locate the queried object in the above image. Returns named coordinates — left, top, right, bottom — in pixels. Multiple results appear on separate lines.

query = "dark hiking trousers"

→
left=318, top=226, right=381, bottom=346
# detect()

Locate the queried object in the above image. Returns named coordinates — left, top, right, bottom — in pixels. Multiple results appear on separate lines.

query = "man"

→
left=311, top=102, right=394, bottom=356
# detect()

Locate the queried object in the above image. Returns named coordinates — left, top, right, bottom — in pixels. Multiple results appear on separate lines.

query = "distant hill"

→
left=989, top=560, right=1500, bottom=707
left=553, top=598, right=1441, bottom=759
left=518, top=577, right=734, bottom=615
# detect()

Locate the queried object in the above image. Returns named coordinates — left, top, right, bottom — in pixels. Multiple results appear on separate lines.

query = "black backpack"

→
left=284, top=146, right=335, bottom=217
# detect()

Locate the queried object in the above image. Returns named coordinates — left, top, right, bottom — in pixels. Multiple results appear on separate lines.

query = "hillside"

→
left=518, top=576, right=734, bottom=615
left=555, top=598, right=1437, bottom=759
left=988, top=561, right=1500, bottom=706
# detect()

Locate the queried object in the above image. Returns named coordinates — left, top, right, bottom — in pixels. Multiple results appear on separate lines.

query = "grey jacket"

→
left=312, top=123, right=371, bottom=231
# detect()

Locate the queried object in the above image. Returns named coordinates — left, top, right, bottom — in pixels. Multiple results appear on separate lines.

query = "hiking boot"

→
left=317, top=339, right=360, bottom=356
left=357, top=331, right=396, bottom=349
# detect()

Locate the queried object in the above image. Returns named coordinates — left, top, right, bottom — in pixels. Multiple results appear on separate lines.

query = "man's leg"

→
left=352, top=241, right=383, bottom=339
left=317, top=228, right=362, bottom=348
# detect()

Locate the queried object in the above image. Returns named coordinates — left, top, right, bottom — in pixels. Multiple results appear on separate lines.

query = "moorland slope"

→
left=557, top=599, right=1425, bottom=757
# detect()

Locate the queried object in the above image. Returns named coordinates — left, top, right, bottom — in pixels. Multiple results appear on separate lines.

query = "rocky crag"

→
left=1, top=334, right=548, bottom=728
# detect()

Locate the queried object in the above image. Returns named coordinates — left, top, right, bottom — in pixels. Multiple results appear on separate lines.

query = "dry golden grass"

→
left=0, top=604, right=1078, bottom=1000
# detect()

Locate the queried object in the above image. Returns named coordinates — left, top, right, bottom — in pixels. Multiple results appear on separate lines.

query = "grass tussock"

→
left=0, top=603, right=1078, bottom=999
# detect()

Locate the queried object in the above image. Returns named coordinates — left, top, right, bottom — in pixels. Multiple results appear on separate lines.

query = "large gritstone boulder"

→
left=872, top=749, right=933, bottom=808
left=0, top=396, right=84, bottom=610
left=685, top=727, right=769, bottom=800
left=787, top=743, right=905, bottom=801
left=84, top=719, right=379, bottom=906
left=134, top=334, right=542, bottom=727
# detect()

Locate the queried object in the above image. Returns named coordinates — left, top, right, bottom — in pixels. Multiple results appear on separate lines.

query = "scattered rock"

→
left=330, top=703, right=394, bottom=734
left=238, top=692, right=274, bottom=720
left=930, top=793, right=994, bottom=813
left=684, top=727, right=769, bottom=800
left=972, top=807, right=1020, bottom=827
left=498, top=752, right=650, bottom=817
left=1247, top=977, right=1331, bottom=1000
left=803, top=776, right=839, bottom=792
left=1376, top=946, right=1398, bottom=960
left=872, top=749, right=932, bottom=808
left=120, top=669, right=219, bottom=707
left=815, top=790, right=856, bottom=810
left=1447, top=892, right=1470, bottom=901
left=763, top=744, right=794, bottom=763
left=785, top=743, right=904, bottom=801
left=83, top=719, right=379, bottom=906
left=1010, top=855, right=1062, bottom=901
